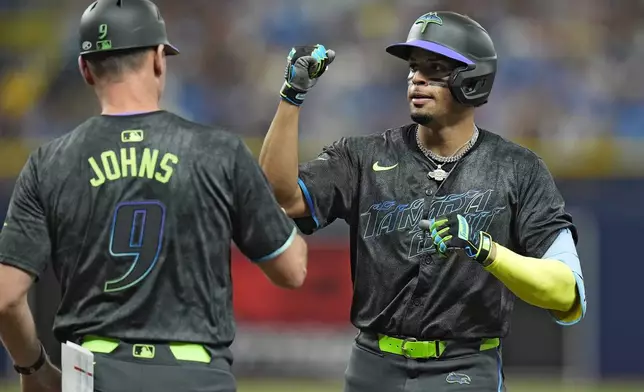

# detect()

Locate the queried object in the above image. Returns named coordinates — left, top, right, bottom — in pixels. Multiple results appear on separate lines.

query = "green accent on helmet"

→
left=98, top=24, right=108, bottom=40
left=414, top=12, right=443, bottom=33
left=96, top=40, right=112, bottom=51
left=79, top=0, right=179, bottom=57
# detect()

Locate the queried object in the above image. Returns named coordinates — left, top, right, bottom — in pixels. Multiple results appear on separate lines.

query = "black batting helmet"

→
left=79, top=0, right=179, bottom=57
left=386, top=11, right=496, bottom=107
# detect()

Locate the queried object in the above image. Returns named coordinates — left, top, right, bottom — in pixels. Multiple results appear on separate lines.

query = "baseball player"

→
left=0, top=1, right=307, bottom=391
left=260, top=11, right=586, bottom=392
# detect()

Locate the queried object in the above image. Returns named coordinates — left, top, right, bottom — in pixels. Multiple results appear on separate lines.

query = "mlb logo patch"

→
left=121, top=130, right=144, bottom=143
left=133, top=344, right=155, bottom=359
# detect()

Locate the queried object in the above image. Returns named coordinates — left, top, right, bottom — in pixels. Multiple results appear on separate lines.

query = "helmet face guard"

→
left=79, top=0, right=179, bottom=57
left=387, top=12, right=497, bottom=107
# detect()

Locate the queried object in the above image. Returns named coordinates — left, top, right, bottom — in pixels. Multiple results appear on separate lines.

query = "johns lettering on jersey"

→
left=0, top=111, right=296, bottom=347
left=295, top=124, right=576, bottom=339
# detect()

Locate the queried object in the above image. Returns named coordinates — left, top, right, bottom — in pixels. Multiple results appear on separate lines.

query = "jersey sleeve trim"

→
left=297, top=178, right=320, bottom=229
left=252, top=227, right=298, bottom=263
left=542, top=229, right=582, bottom=276
left=0, top=254, right=42, bottom=278
left=543, top=229, right=587, bottom=325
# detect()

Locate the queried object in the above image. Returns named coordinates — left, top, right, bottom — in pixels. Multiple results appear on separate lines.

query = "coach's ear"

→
left=153, top=45, right=165, bottom=78
left=78, top=56, right=95, bottom=86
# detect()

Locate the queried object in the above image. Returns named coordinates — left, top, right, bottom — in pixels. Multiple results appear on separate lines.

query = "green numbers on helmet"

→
left=98, top=24, right=108, bottom=39
left=96, top=24, right=112, bottom=51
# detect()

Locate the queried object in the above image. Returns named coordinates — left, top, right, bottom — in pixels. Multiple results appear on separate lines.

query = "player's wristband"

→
left=280, top=82, right=307, bottom=106
left=13, top=344, right=46, bottom=375
left=474, top=231, right=493, bottom=265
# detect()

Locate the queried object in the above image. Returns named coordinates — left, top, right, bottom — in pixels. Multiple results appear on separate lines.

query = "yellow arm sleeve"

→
left=484, top=244, right=578, bottom=313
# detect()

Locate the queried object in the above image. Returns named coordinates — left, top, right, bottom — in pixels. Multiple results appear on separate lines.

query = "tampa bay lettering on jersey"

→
left=360, top=190, right=506, bottom=257
left=88, top=148, right=179, bottom=187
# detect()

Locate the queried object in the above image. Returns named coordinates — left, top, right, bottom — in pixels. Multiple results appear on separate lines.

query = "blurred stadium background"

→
left=1, top=0, right=643, bottom=390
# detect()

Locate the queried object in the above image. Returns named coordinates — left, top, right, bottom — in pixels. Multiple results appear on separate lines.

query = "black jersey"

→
left=0, top=111, right=296, bottom=347
left=295, top=125, right=575, bottom=339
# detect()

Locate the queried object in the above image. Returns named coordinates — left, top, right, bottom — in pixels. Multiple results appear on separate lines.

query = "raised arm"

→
left=259, top=44, right=335, bottom=218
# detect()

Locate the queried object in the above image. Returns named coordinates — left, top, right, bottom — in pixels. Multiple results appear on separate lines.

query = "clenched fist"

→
left=280, top=44, right=336, bottom=106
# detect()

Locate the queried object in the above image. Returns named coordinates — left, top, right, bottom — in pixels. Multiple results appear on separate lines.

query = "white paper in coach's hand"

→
left=61, top=341, right=94, bottom=392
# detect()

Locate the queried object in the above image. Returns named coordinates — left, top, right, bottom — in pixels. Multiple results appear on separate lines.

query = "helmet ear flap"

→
left=448, top=65, right=472, bottom=106
left=447, top=61, right=496, bottom=107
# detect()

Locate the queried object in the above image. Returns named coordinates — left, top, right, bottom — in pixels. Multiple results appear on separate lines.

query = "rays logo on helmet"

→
left=414, top=12, right=443, bottom=33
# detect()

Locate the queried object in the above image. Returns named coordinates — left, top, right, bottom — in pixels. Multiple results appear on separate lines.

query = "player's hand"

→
left=419, top=213, right=493, bottom=264
left=20, top=359, right=62, bottom=392
left=280, top=44, right=336, bottom=107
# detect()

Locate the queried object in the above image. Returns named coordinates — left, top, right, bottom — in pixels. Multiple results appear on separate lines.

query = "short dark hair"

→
left=83, top=47, right=154, bottom=82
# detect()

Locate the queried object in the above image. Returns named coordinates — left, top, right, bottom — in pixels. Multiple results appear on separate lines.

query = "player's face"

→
left=406, top=49, right=463, bottom=125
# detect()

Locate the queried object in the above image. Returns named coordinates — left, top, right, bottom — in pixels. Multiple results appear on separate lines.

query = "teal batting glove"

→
left=419, top=214, right=493, bottom=265
left=280, top=44, right=335, bottom=106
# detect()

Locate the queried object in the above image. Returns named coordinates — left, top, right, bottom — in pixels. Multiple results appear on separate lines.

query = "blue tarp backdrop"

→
left=558, top=179, right=644, bottom=377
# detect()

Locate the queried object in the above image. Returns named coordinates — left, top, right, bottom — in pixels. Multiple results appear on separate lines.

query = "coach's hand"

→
left=280, top=44, right=336, bottom=106
left=420, top=214, right=494, bottom=265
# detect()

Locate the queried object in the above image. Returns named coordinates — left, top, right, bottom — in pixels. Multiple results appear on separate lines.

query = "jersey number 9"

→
left=105, top=201, right=166, bottom=292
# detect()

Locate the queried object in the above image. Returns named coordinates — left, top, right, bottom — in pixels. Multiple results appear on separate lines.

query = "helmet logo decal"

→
left=414, top=12, right=443, bottom=33
left=97, top=24, right=112, bottom=51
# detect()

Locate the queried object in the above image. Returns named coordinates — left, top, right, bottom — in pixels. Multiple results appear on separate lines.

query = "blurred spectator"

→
left=0, top=0, right=641, bottom=141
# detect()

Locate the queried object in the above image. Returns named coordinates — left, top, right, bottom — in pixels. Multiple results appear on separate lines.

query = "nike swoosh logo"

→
left=372, top=161, right=398, bottom=171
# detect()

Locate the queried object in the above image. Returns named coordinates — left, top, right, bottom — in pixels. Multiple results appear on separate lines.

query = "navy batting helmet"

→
left=386, top=12, right=496, bottom=107
left=79, top=0, right=179, bottom=57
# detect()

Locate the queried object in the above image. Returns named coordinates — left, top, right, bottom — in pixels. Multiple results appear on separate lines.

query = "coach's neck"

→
left=95, top=74, right=161, bottom=116
left=417, top=111, right=476, bottom=158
